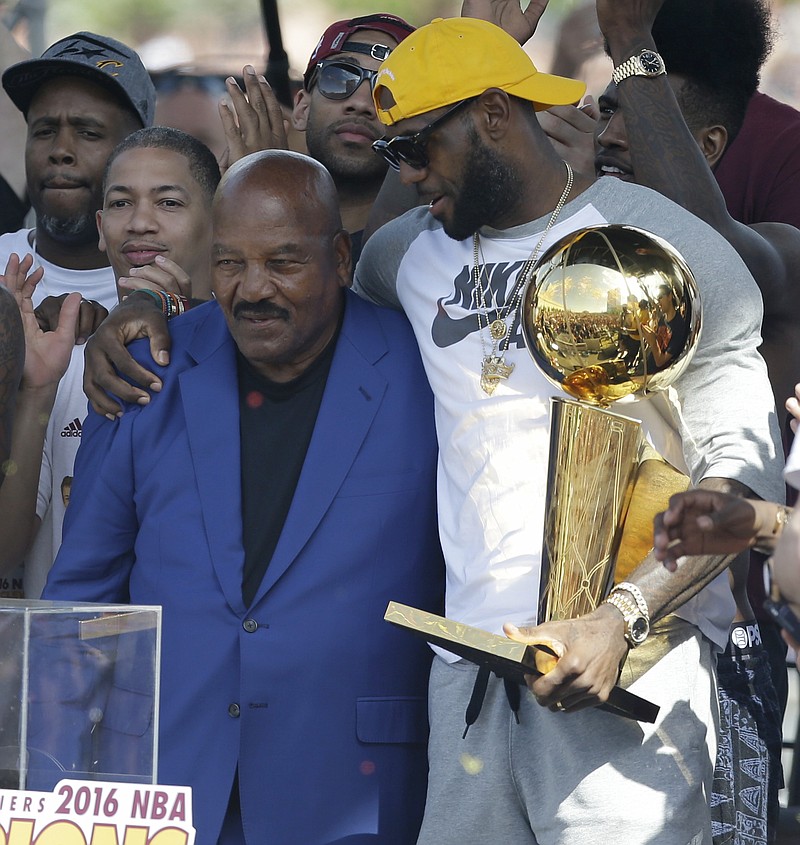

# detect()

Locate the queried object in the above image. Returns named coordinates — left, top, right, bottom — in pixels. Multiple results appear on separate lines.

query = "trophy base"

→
left=385, top=602, right=659, bottom=723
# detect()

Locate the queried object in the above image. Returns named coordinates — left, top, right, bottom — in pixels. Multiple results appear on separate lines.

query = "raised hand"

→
left=460, top=0, right=550, bottom=46
left=118, top=254, right=192, bottom=298
left=653, top=488, right=774, bottom=568
left=595, top=0, right=667, bottom=48
left=218, top=65, right=289, bottom=173
left=1, top=253, right=80, bottom=391
left=538, top=99, right=599, bottom=175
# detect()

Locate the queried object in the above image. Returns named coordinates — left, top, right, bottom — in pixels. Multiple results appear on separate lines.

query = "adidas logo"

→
left=60, top=418, right=83, bottom=438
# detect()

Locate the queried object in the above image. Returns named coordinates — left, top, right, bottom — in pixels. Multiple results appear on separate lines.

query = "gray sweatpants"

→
left=417, top=629, right=717, bottom=845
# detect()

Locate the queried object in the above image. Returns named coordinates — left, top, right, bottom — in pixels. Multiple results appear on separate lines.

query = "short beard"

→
left=37, top=212, right=98, bottom=246
left=305, top=123, right=387, bottom=184
left=445, top=129, right=519, bottom=241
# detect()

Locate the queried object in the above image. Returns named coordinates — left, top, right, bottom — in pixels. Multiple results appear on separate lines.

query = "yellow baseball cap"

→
left=373, top=17, right=586, bottom=125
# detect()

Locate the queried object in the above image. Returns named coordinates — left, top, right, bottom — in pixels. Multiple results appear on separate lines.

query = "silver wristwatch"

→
left=612, top=49, right=666, bottom=85
left=603, top=586, right=650, bottom=648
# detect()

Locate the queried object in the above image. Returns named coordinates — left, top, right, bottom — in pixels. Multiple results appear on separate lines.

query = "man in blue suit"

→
left=43, top=150, right=444, bottom=845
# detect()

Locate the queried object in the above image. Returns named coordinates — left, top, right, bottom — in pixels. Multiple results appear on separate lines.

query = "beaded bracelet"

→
left=134, top=288, right=189, bottom=319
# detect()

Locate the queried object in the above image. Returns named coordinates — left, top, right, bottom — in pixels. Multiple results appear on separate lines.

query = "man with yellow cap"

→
left=355, top=16, right=783, bottom=844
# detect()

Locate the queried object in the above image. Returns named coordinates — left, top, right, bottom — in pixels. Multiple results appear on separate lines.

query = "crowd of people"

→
left=0, top=1, right=798, bottom=844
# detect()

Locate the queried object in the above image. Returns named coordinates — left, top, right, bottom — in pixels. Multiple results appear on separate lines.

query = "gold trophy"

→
left=524, top=225, right=699, bottom=624
left=386, top=225, right=700, bottom=723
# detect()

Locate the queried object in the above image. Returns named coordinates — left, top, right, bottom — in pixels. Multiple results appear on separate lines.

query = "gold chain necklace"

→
left=473, top=160, right=574, bottom=395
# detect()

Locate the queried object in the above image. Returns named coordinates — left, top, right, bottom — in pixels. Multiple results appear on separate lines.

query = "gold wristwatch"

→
left=612, top=49, right=666, bottom=85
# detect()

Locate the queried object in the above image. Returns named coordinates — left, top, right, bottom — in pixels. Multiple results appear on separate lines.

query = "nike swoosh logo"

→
left=431, top=298, right=481, bottom=348
left=431, top=259, right=527, bottom=349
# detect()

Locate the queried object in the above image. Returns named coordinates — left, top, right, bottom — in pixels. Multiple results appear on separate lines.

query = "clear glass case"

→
left=0, top=599, right=160, bottom=790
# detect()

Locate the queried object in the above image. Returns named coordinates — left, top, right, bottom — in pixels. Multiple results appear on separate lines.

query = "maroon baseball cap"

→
left=303, top=13, right=415, bottom=89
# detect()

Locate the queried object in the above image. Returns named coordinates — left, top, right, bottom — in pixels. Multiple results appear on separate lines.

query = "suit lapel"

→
left=181, top=307, right=247, bottom=614
left=255, top=294, right=388, bottom=599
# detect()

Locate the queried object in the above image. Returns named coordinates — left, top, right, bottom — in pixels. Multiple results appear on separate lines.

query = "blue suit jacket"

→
left=44, top=292, right=444, bottom=845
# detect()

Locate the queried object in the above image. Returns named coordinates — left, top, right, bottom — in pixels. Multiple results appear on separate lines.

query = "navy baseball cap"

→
left=3, top=31, right=156, bottom=126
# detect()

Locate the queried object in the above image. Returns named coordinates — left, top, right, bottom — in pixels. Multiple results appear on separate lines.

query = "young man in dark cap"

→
left=354, top=16, right=783, bottom=844
left=0, top=31, right=155, bottom=312
left=292, top=13, right=414, bottom=259
left=215, top=14, right=413, bottom=262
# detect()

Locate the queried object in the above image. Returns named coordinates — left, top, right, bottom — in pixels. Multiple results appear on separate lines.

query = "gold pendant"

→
left=489, top=319, right=507, bottom=341
left=480, top=356, right=515, bottom=395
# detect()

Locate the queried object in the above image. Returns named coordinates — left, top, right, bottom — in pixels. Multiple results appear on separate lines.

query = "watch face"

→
left=630, top=616, right=650, bottom=644
left=640, top=50, right=664, bottom=75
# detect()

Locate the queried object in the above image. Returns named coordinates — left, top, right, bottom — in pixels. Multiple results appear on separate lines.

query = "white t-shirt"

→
left=24, top=346, right=87, bottom=598
left=0, top=228, right=118, bottom=311
left=355, top=177, right=784, bottom=651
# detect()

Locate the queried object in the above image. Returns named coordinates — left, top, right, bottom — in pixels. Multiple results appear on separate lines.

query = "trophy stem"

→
left=539, top=398, right=643, bottom=624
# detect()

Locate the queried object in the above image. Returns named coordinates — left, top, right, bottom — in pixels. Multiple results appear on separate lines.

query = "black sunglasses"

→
left=308, top=59, right=378, bottom=101
left=372, top=98, right=474, bottom=171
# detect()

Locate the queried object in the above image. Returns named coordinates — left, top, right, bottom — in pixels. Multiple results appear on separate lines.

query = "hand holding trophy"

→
left=386, top=224, right=701, bottom=723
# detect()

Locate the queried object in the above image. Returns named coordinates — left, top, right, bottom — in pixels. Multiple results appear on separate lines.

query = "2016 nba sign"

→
left=0, top=781, right=195, bottom=844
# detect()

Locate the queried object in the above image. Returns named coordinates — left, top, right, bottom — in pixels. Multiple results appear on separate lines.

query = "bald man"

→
left=43, top=150, right=443, bottom=845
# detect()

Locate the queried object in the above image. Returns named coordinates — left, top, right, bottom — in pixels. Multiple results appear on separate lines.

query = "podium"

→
left=0, top=599, right=160, bottom=790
